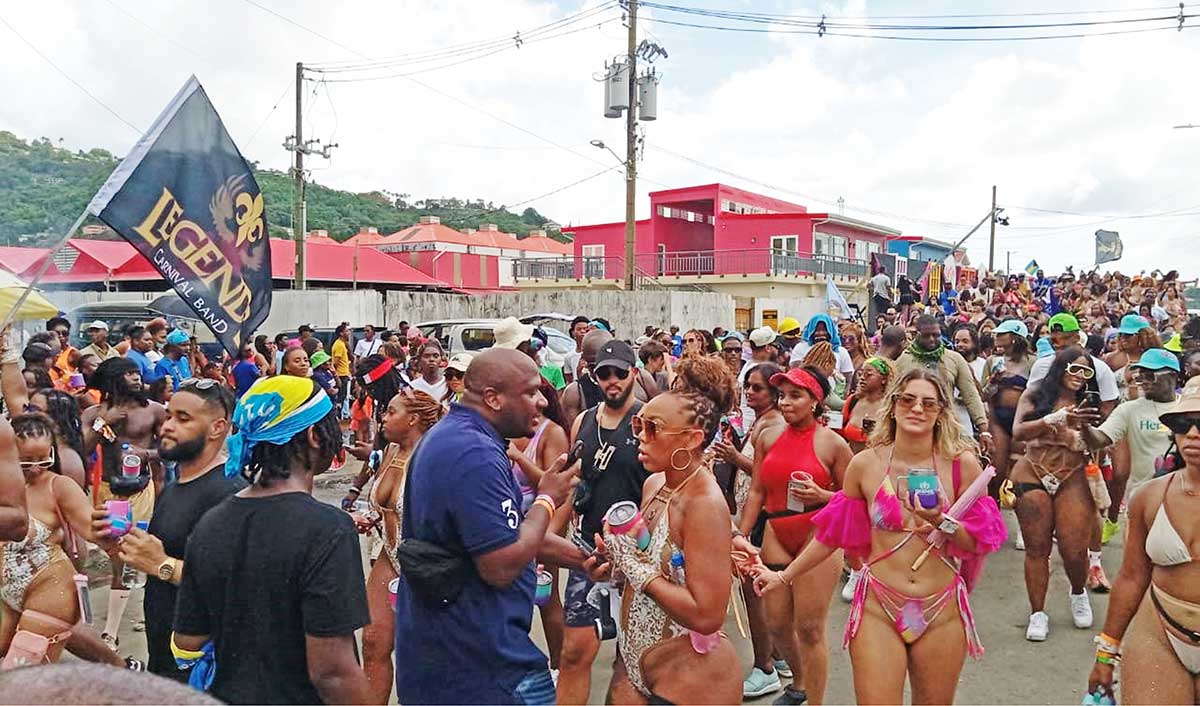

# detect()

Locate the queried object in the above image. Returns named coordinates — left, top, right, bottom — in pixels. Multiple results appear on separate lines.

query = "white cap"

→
left=447, top=352, right=473, bottom=372
left=492, top=316, right=536, bottom=350
left=87, top=320, right=109, bottom=331
left=749, top=326, right=777, bottom=348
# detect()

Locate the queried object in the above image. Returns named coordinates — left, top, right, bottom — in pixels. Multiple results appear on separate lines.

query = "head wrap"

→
left=801, top=314, right=843, bottom=350
left=224, top=376, right=333, bottom=478
left=864, top=357, right=891, bottom=377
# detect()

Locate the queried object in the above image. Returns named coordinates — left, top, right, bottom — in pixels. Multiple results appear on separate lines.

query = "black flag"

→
left=87, top=76, right=271, bottom=357
left=1095, top=229, right=1123, bottom=266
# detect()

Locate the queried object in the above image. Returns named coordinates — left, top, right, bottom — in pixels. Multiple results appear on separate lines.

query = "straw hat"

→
left=1160, top=380, right=1200, bottom=423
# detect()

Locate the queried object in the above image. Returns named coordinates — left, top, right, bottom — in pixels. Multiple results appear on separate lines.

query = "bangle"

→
left=1094, top=652, right=1120, bottom=665
left=731, top=527, right=744, bottom=538
left=532, top=497, right=556, bottom=518
left=534, top=493, right=556, bottom=508
left=346, top=487, right=361, bottom=496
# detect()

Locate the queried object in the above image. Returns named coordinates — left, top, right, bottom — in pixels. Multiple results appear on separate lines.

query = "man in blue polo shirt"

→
left=394, top=348, right=588, bottom=705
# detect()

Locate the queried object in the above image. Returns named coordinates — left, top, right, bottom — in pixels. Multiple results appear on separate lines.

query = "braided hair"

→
left=399, top=389, right=445, bottom=432
left=91, top=357, right=148, bottom=406
left=670, top=356, right=736, bottom=444
left=11, top=413, right=63, bottom=475
left=801, top=341, right=837, bottom=377
left=242, top=407, right=342, bottom=486
left=34, top=388, right=85, bottom=461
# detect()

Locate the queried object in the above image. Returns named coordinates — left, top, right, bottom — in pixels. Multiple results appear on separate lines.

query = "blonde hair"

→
left=838, top=321, right=874, bottom=355
left=867, top=367, right=977, bottom=459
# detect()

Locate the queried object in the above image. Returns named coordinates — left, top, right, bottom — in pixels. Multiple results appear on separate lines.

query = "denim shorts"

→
left=512, top=669, right=556, bottom=705
left=564, top=568, right=600, bottom=628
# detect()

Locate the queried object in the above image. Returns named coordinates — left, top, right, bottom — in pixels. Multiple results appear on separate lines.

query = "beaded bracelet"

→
left=1094, top=633, right=1121, bottom=654
left=1094, top=652, right=1120, bottom=666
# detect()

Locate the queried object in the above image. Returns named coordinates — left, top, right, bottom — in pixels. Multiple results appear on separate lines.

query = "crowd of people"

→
left=0, top=263, right=1196, bottom=705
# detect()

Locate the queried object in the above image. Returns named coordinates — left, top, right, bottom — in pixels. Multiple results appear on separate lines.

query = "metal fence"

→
left=511, top=248, right=870, bottom=282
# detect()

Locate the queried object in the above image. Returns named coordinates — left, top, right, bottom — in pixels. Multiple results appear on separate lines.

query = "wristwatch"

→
left=938, top=516, right=961, bottom=535
left=157, top=558, right=177, bottom=582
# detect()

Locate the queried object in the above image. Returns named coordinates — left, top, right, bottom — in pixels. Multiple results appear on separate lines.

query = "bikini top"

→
left=1146, top=475, right=1195, bottom=567
left=870, top=451, right=959, bottom=533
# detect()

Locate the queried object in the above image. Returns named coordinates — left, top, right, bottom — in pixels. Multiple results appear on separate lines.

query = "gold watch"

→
left=157, top=558, right=177, bottom=581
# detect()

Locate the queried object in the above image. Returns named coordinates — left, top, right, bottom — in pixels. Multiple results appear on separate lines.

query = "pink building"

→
left=530, top=183, right=898, bottom=282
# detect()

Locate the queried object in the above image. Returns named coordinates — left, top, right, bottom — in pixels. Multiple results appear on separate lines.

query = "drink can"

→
left=605, top=501, right=651, bottom=551
left=388, top=577, right=400, bottom=611
left=74, top=573, right=93, bottom=625
left=121, top=453, right=142, bottom=478
left=788, top=471, right=811, bottom=513
left=534, top=568, right=553, bottom=607
left=907, top=468, right=940, bottom=510
left=69, top=372, right=85, bottom=389
left=105, top=499, right=131, bottom=537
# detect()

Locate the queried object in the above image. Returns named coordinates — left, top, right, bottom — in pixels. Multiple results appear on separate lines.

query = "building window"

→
left=582, top=244, right=605, bottom=258
left=770, top=235, right=798, bottom=254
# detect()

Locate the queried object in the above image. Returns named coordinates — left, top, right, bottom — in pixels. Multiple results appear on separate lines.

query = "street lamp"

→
left=590, top=140, right=628, bottom=179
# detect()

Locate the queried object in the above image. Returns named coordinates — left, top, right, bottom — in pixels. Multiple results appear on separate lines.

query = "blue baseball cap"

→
left=994, top=319, right=1029, bottom=338
left=1131, top=348, right=1180, bottom=373
left=165, top=329, right=190, bottom=346
left=1118, top=314, right=1150, bottom=336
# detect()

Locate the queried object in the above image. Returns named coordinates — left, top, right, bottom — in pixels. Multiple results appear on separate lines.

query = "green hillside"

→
left=0, top=131, right=567, bottom=244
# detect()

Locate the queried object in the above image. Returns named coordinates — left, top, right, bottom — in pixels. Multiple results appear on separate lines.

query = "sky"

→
left=3, top=0, right=1200, bottom=276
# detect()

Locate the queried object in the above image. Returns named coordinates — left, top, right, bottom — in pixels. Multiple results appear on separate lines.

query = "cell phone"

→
left=1081, top=391, right=1101, bottom=409
left=571, top=532, right=596, bottom=556
left=564, top=440, right=585, bottom=468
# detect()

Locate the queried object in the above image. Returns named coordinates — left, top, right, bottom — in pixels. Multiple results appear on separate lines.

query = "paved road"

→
left=93, top=463, right=1120, bottom=704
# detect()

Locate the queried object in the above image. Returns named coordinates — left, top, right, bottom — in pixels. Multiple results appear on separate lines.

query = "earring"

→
left=670, top=448, right=692, bottom=471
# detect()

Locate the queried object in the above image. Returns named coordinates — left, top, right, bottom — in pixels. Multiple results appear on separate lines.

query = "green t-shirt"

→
left=540, top=364, right=566, bottom=390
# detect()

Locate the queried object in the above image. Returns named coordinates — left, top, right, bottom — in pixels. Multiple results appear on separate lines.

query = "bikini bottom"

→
left=845, top=567, right=984, bottom=659
left=1151, top=584, right=1200, bottom=675
left=994, top=406, right=1017, bottom=436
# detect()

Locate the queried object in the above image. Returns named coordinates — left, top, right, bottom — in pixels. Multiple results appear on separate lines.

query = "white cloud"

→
left=2, top=0, right=1199, bottom=274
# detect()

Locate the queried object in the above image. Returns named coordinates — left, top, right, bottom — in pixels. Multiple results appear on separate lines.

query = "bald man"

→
left=0, top=662, right=220, bottom=705
left=561, top=330, right=659, bottom=422
left=394, top=349, right=591, bottom=705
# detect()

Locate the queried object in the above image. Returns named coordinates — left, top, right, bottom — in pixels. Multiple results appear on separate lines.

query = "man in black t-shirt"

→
left=92, top=379, right=244, bottom=680
left=558, top=340, right=649, bottom=705
left=173, top=377, right=368, bottom=705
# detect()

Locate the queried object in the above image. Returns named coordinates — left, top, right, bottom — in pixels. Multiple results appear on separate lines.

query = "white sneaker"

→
left=1026, top=611, right=1049, bottom=641
left=1014, top=528, right=1025, bottom=551
left=1071, top=590, right=1094, bottom=629
left=742, top=666, right=783, bottom=698
left=841, top=568, right=862, bottom=603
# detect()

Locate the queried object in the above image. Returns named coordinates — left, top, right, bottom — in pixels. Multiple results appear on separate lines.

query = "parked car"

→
left=415, top=318, right=575, bottom=358
left=67, top=295, right=226, bottom=362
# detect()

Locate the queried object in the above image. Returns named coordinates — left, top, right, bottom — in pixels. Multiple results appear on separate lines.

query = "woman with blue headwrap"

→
left=172, top=376, right=370, bottom=703
left=788, top=314, right=857, bottom=380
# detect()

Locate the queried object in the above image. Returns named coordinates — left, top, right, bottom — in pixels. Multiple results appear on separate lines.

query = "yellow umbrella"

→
left=0, top=269, right=60, bottom=322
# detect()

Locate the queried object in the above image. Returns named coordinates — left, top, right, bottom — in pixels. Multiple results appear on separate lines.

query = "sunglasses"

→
left=723, top=346, right=743, bottom=355
left=1065, top=363, right=1095, bottom=380
left=444, top=369, right=465, bottom=380
left=528, top=338, right=545, bottom=352
left=19, top=447, right=55, bottom=470
left=631, top=414, right=698, bottom=441
left=595, top=366, right=630, bottom=381
left=1163, top=416, right=1200, bottom=435
left=894, top=392, right=943, bottom=413
left=746, top=382, right=769, bottom=392
left=180, top=377, right=220, bottom=390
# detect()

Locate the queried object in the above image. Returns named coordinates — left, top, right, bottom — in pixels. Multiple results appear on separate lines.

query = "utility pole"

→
left=988, top=185, right=997, bottom=274
left=285, top=61, right=338, bottom=290
left=623, top=0, right=638, bottom=291
left=1006, top=250, right=1012, bottom=275
left=293, top=62, right=305, bottom=289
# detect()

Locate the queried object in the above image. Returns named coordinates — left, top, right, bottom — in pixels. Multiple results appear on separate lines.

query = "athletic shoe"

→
left=1087, top=564, right=1112, bottom=593
left=124, top=657, right=145, bottom=671
left=841, top=569, right=862, bottom=603
left=772, top=686, right=808, bottom=705
left=1071, top=590, right=1094, bottom=629
left=1101, top=519, right=1120, bottom=545
left=773, top=658, right=793, bottom=679
left=1026, top=611, right=1049, bottom=641
left=100, top=632, right=119, bottom=651
left=743, top=667, right=782, bottom=699
left=1014, top=528, right=1025, bottom=551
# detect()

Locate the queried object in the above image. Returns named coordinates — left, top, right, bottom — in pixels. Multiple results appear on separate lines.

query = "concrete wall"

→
left=43, top=287, right=735, bottom=340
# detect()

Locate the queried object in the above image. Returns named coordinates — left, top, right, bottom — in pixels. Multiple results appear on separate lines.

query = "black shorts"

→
left=900, top=294, right=916, bottom=306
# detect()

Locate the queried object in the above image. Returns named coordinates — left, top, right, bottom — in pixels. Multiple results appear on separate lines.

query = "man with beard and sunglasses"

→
left=557, top=340, right=649, bottom=705
left=90, top=379, right=245, bottom=680
left=81, top=357, right=168, bottom=651
left=561, top=330, right=657, bottom=423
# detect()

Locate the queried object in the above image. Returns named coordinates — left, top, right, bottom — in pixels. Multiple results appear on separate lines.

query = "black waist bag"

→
left=395, top=436, right=473, bottom=607
left=396, top=539, right=472, bottom=607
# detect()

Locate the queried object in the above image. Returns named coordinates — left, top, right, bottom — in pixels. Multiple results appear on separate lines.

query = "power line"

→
left=308, top=2, right=618, bottom=73
left=444, top=166, right=622, bottom=226
left=0, top=13, right=142, bottom=134
left=643, top=2, right=1184, bottom=22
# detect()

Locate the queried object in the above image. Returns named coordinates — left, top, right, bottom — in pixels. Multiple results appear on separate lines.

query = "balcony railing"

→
left=511, top=248, right=869, bottom=282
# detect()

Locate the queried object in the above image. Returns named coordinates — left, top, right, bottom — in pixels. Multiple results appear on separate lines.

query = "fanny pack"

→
left=395, top=437, right=474, bottom=607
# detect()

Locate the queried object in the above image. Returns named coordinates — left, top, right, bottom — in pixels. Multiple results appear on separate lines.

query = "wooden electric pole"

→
left=624, top=0, right=638, bottom=291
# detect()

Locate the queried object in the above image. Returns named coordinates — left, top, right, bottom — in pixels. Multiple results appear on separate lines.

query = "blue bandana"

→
left=224, top=376, right=333, bottom=478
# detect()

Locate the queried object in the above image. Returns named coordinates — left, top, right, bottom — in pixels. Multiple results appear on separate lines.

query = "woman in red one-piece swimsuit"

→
left=738, top=366, right=853, bottom=705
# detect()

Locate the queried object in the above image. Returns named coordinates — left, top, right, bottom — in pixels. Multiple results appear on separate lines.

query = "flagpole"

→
left=0, top=207, right=89, bottom=332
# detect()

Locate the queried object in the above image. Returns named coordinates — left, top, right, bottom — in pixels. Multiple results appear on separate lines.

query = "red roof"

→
left=342, top=229, right=392, bottom=246
left=0, top=246, right=49, bottom=274
left=268, top=239, right=444, bottom=286
left=381, top=222, right=477, bottom=247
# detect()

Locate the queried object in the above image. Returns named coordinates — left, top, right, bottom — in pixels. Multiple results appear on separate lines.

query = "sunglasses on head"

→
left=631, top=414, right=697, bottom=441
left=180, top=377, right=219, bottom=390
left=894, top=392, right=943, bottom=413
left=1163, top=416, right=1200, bottom=435
left=1065, top=363, right=1095, bottom=380
left=595, top=366, right=630, bottom=381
